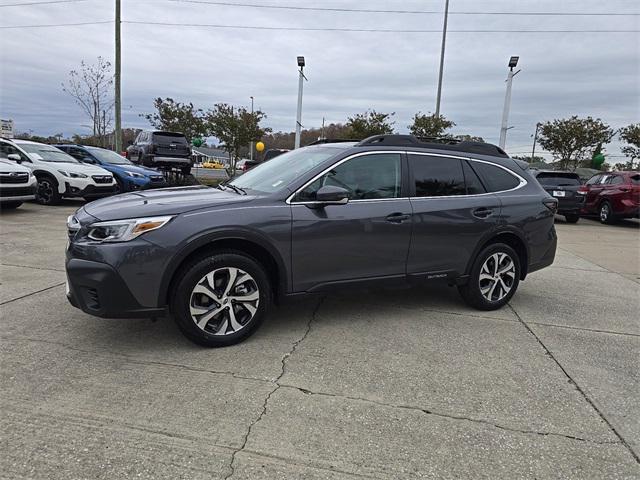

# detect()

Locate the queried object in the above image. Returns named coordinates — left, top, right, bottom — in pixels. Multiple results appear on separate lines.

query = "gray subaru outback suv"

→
left=66, top=135, right=557, bottom=347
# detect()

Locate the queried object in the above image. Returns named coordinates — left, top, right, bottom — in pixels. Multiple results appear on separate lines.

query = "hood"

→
left=105, top=163, right=162, bottom=176
left=83, top=185, right=254, bottom=221
left=50, top=161, right=112, bottom=176
left=0, top=159, right=31, bottom=173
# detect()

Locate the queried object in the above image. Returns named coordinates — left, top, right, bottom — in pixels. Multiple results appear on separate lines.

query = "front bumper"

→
left=124, top=176, right=167, bottom=192
left=66, top=257, right=166, bottom=318
left=64, top=182, right=115, bottom=198
left=0, top=183, right=36, bottom=202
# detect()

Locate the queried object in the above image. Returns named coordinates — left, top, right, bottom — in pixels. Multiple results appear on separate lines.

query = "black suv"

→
left=127, top=130, right=193, bottom=174
left=66, top=135, right=558, bottom=347
left=533, top=170, right=584, bottom=223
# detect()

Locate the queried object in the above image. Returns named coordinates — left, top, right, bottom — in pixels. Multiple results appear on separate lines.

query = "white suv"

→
left=0, top=157, right=37, bottom=209
left=1, top=139, right=116, bottom=205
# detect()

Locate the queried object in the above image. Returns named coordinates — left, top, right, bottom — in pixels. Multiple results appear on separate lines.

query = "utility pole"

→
left=250, top=96, right=254, bottom=161
left=499, top=56, right=520, bottom=150
left=434, top=0, right=449, bottom=117
left=114, top=0, right=122, bottom=153
left=294, top=56, right=307, bottom=149
left=531, top=122, right=540, bottom=163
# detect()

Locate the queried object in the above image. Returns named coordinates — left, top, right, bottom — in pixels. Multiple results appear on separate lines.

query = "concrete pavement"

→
left=1, top=203, right=638, bottom=479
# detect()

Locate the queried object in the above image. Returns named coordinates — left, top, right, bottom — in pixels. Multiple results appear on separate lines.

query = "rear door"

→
left=406, top=154, right=502, bottom=279
left=290, top=152, right=412, bottom=292
left=584, top=174, right=604, bottom=211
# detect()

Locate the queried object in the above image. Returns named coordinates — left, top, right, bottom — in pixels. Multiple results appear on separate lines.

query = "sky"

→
left=0, top=0, right=638, bottom=161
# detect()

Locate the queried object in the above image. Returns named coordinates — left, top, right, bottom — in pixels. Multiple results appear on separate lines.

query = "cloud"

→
left=0, top=0, right=638, bottom=158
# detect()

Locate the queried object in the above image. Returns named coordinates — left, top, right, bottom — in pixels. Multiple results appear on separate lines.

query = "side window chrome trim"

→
left=406, top=151, right=527, bottom=198
left=286, top=150, right=405, bottom=205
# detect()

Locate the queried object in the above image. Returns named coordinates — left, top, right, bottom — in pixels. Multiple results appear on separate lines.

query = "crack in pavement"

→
left=528, top=321, right=640, bottom=338
left=278, top=385, right=621, bottom=446
left=508, top=303, right=640, bottom=463
left=0, top=262, right=65, bottom=272
left=1, top=335, right=273, bottom=384
left=223, top=296, right=325, bottom=480
left=0, top=282, right=65, bottom=306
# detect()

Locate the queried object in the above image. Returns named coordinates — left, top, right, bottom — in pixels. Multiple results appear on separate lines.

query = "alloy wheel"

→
left=37, top=179, right=54, bottom=203
left=189, top=267, right=260, bottom=335
left=600, top=203, right=610, bottom=223
left=479, top=252, right=516, bottom=302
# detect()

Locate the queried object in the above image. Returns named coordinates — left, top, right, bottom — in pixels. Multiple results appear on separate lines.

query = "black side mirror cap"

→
left=307, top=185, right=349, bottom=208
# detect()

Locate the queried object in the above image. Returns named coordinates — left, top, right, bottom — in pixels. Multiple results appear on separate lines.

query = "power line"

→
left=0, top=20, right=111, bottom=28
left=122, top=21, right=638, bottom=33
left=167, top=0, right=639, bottom=16
left=0, top=0, right=90, bottom=7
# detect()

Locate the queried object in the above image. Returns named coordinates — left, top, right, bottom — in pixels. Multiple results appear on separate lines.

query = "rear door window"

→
left=606, top=175, right=624, bottom=185
left=462, top=160, right=486, bottom=194
left=631, top=175, right=640, bottom=185
left=409, top=155, right=466, bottom=197
left=469, top=161, right=521, bottom=192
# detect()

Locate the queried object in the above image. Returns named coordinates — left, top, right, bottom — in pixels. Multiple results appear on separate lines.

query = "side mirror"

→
left=7, top=153, right=22, bottom=163
left=309, top=185, right=349, bottom=208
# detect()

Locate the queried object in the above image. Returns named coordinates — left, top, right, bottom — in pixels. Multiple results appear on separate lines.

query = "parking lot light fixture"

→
left=294, top=56, right=307, bottom=149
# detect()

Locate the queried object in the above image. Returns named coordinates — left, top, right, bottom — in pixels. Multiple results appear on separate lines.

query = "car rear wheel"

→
left=599, top=201, right=614, bottom=224
left=458, top=243, right=520, bottom=311
left=565, top=214, right=580, bottom=223
left=35, top=176, right=61, bottom=205
left=170, top=252, right=272, bottom=347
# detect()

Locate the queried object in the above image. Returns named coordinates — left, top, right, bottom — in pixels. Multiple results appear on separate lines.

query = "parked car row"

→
left=532, top=169, right=639, bottom=224
left=0, top=138, right=167, bottom=208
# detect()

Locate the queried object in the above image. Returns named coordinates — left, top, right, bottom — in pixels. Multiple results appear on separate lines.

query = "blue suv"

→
left=56, top=145, right=166, bottom=193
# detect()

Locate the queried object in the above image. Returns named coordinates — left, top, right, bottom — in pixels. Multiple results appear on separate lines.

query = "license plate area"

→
left=553, top=190, right=565, bottom=197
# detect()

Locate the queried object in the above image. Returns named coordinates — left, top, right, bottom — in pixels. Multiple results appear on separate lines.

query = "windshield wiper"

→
left=221, top=183, right=246, bottom=195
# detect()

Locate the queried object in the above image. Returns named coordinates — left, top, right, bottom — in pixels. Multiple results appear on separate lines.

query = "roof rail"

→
left=356, top=134, right=509, bottom=158
left=306, top=138, right=358, bottom=146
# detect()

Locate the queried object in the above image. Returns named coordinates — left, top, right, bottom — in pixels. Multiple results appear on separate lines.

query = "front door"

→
left=290, top=152, right=412, bottom=292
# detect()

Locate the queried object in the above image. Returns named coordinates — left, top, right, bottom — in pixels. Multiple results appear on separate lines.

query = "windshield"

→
left=18, top=143, right=78, bottom=163
left=229, top=146, right=342, bottom=193
left=87, top=147, right=131, bottom=165
left=536, top=173, right=581, bottom=186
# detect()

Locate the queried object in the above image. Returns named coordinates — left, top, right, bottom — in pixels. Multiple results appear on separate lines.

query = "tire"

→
left=564, top=214, right=580, bottom=224
left=0, top=201, right=22, bottom=209
left=35, top=175, right=62, bottom=205
left=170, top=251, right=272, bottom=347
left=599, top=201, right=614, bottom=224
left=113, top=177, right=125, bottom=194
left=181, top=166, right=192, bottom=175
left=458, top=243, right=521, bottom=311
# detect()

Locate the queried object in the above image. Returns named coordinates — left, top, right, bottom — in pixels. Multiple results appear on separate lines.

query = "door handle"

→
left=472, top=207, right=493, bottom=219
left=386, top=213, right=411, bottom=223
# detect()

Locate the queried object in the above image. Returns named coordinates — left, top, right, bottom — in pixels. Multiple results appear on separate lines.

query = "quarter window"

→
left=409, top=155, right=466, bottom=197
left=470, top=161, right=520, bottom=192
left=586, top=175, right=602, bottom=185
left=295, top=153, right=401, bottom=201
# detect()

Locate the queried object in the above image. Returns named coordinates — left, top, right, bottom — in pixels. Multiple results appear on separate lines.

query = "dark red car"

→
left=579, top=171, right=640, bottom=223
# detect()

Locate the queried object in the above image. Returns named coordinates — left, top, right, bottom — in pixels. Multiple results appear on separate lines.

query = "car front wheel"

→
left=170, top=252, right=272, bottom=347
left=458, top=243, right=520, bottom=311
left=36, top=176, right=61, bottom=205
left=565, top=214, right=580, bottom=224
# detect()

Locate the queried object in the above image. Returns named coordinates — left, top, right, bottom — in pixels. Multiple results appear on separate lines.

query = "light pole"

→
left=499, top=56, right=520, bottom=149
left=434, top=0, right=449, bottom=117
left=531, top=122, right=541, bottom=163
left=114, top=0, right=122, bottom=153
left=294, top=56, right=307, bottom=149
left=250, top=96, right=254, bottom=161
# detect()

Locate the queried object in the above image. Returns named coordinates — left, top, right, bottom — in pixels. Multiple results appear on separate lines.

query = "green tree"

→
left=345, top=110, right=395, bottom=139
left=537, top=116, right=614, bottom=171
left=619, top=123, right=640, bottom=170
left=409, top=112, right=455, bottom=138
left=142, top=97, right=208, bottom=141
left=513, top=155, right=546, bottom=164
left=207, top=103, right=271, bottom=175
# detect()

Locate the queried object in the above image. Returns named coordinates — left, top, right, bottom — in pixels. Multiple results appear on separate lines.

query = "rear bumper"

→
left=66, top=257, right=165, bottom=318
left=150, top=156, right=192, bottom=166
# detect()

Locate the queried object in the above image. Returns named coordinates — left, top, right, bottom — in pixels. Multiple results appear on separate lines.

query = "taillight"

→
left=543, top=198, right=558, bottom=214
left=242, top=164, right=248, bottom=172
left=577, top=186, right=588, bottom=195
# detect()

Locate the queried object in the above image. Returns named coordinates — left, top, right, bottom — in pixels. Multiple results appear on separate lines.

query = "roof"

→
left=355, top=134, right=509, bottom=158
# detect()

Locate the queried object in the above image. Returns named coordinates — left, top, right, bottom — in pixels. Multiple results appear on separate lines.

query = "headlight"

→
left=58, top=170, right=88, bottom=178
left=87, top=216, right=173, bottom=242
left=125, top=171, right=145, bottom=178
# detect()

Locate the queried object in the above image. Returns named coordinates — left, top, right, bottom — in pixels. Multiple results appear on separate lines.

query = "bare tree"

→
left=62, top=57, right=114, bottom=147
